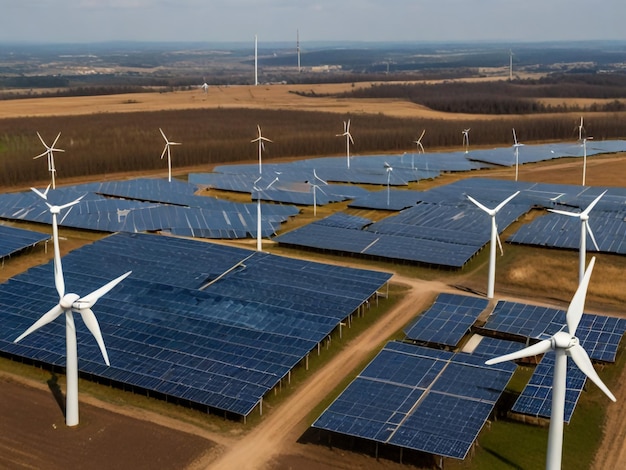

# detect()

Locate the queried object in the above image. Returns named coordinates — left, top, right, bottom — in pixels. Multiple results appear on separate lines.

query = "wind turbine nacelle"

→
left=60, top=293, right=80, bottom=310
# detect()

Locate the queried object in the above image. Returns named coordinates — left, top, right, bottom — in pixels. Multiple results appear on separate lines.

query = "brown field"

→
left=1, top=86, right=625, bottom=470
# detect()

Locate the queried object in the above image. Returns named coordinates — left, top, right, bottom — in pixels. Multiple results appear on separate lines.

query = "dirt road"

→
left=194, top=274, right=449, bottom=470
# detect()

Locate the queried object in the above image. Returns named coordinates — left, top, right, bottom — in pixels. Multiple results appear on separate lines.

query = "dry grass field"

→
left=1, top=84, right=625, bottom=470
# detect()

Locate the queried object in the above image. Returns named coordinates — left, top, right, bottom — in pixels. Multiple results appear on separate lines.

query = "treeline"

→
left=0, top=108, right=624, bottom=188
left=0, top=85, right=154, bottom=101
left=322, top=73, right=626, bottom=114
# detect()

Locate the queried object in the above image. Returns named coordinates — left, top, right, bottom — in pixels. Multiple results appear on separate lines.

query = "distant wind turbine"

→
left=486, top=257, right=615, bottom=470
left=512, top=128, right=524, bottom=181
left=159, top=128, right=181, bottom=183
left=34, top=132, right=65, bottom=190
left=581, top=136, right=593, bottom=186
left=575, top=116, right=585, bottom=141
left=310, top=169, right=327, bottom=217
left=254, top=34, right=259, bottom=86
left=251, top=125, right=272, bottom=175
left=462, top=128, right=470, bottom=153
left=16, top=189, right=131, bottom=426
left=467, top=191, right=520, bottom=299
left=549, top=190, right=606, bottom=284
left=337, top=119, right=354, bottom=169
left=201, top=82, right=209, bottom=94
left=509, top=49, right=514, bottom=81
left=297, top=29, right=301, bottom=73
left=412, top=129, right=426, bottom=171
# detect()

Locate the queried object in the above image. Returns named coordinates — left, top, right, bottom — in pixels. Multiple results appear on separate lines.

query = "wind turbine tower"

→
left=297, top=29, right=301, bottom=73
left=467, top=191, right=520, bottom=299
left=486, top=257, right=615, bottom=470
left=512, top=128, right=524, bottom=181
left=509, top=49, right=514, bottom=81
left=159, top=128, right=181, bottom=183
left=337, top=120, right=354, bottom=169
left=34, top=132, right=65, bottom=190
left=255, top=34, right=259, bottom=86
left=462, top=128, right=471, bottom=154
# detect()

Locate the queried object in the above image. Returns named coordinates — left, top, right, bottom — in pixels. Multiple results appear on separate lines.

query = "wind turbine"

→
left=581, top=136, right=593, bottom=186
left=575, top=116, right=585, bottom=141
left=549, top=190, right=606, bottom=284
left=297, top=29, right=301, bottom=73
left=15, top=189, right=131, bottom=426
left=462, top=128, right=470, bottom=154
left=251, top=125, right=272, bottom=175
left=254, top=34, right=259, bottom=86
left=201, top=82, right=209, bottom=94
left=486, top=257, right=615, bottom=470
left=467, top=191, right=520, bottom=299
left=34, top=132, right=65, bottom=190
left=337, top=119, right=354, bottom=169
left=310, top=169, right=327, bottom=217
left=384, top=162, right=393, bottom=207
left=159, top=128, right=181, bottom=183
left=512, top=128, right=524, bottom=181
left=412, top=129, right=425, bottom=171
left=253, top=175, right=279, bottom=251
left=509, top=49, right=514, bottom=81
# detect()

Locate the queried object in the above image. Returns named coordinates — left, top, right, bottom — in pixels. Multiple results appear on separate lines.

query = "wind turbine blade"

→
left=485, top=339, right=552, bottom=365
left=587, top=223, right=600, bottom=252
left=346, top=119, right=350, bottom=132
left=33, top=150, right=48, bottom=160
left=51, top=132, right=62, bottom=148
left=496, top=228, right=504, bottom=256
left=566, top=256, right=595, bottom=335
left=30, top=185, right=51, bottom=200
left=418, top=129, right=425, bottom=141
left=36, top=131, right=47, bottom=147
left=548, top=208, right=581, bottom=217
left=77, top=271, right=131, bottom=309
left=348, top=133, right=354, bottom=145
left=568, top=343, right=616, bottom=401
left=159, top=128, right=168, bottom=142
left=494, top=191, right=520, bottom=213
left=78, top=308, right=110, bottom=366
left=467, top=195, right=492, bottom=215
left=57, top=195, right=85, bottom=212
left=581, top=190, right=607, bottom=217
left=512, top=128, right=518, bottom=145
left=14, top=304, right=64, bottom=343
left=160, top=145, right=168, bottom=160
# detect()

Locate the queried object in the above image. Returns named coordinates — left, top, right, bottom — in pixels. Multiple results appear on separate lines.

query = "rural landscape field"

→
left=1, top=40, right=626, bottom=470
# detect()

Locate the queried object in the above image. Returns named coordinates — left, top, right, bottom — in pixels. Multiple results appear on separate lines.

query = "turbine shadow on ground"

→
left=46, top=373, right=65, bottom=417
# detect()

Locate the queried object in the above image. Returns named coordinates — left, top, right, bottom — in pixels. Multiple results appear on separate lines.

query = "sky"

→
left=1, top=0, right=625, bottom=44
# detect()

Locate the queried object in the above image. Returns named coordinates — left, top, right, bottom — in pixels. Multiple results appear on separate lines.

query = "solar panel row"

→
left=312, top=341, right=515, bottom=459
left=0, top=225, right=49, bottom=259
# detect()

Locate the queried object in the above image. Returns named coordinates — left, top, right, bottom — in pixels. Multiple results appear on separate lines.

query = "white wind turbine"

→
left=159, top=128, right=181, bottom=183
left=15, top=189, right=131, bottom=426
left=581, top=136, right=593, bottom=186
left=576, top=116, right=585, bottom=141
left=512, top=128, right=524, bottom=181
left=310, top=169, right=327, bottom=217
left=251, top=125, right=272, bottom=175
left=462, top=128, right=470, bottom=153
left=253, top=175, right=279, bottom=251
left=337, top=120, right=354, bottom=169
left=549, top=190, right=606, bottom=284
left=254, top=34, right=259, bottom=86
left=34, top=132, right=65, bottom=190
left=384, top=162, right=393, bottom=207
left=412, top=129, right=426, bottom=171
left=486, top=256, right=615, bottom=470
left=467, top=191, right=520, bottom=299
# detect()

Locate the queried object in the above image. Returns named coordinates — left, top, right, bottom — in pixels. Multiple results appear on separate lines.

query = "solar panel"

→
left=0, top=232, right=391, bottom=417
left=404, top=294, right=488, bottom=347
left=0, top=225, right=49, bottom=259
left=511, top=352, right=587, bottom=423
left=312, top=341, right=515, bottom=459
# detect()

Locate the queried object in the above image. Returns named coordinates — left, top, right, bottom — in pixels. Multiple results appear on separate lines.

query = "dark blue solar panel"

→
left=468, top=336, right=527, bottom=359
left=404, top=294, right=488, bottom=347
left=483, top=301, right=562, bottom=339
left=511, top=352, right=587, bottom=423
left=0, top=232, right=391, bottom=417
left=0, top=225, right=49, bottom=259
left=312, top=341, right=514, bottom=459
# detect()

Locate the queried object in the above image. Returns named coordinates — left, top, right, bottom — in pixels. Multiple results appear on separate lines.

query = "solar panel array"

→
left=312, top=341, right=516, bottom=459
left=511, top=352, right=587, bottom=423
left=0, top=225, right=49, bottom=259
left=0, top=232, right=391, bottom=417
left=404, top=294, right=488, bottom=347
left=276, top=198, right=529, bottom=268
left=0, top=179, right=298, bottom=240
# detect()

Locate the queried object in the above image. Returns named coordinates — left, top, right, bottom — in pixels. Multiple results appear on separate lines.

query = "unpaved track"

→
left=194, top=275, right=449, bottom=470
